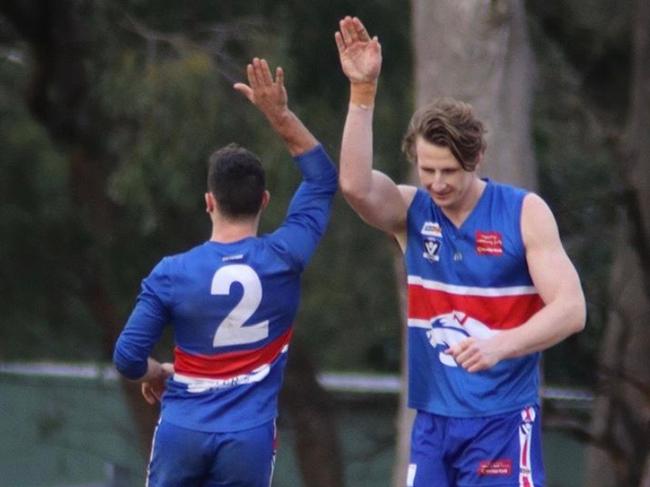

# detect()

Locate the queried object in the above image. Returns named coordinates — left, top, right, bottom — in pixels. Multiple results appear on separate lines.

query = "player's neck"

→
left=441, top=177, right=486, bottom=228
left=210, top=215, right=260, bottom=243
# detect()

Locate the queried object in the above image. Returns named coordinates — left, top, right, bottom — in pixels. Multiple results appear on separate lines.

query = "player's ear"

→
left=261, top=190, right=271, bottom=210
left=205, top=192, right=216, bottom=213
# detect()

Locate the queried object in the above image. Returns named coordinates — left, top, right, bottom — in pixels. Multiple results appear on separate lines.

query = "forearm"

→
left=265, top=109, right=318, bottom=157
left=339, top=83, right=377, bottom=201
left=499, top=297, right=586, bottom=359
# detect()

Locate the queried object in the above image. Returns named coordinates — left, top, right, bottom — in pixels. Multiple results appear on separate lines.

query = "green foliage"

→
left=0, top=57, right=103, bottom=359
left=0, top=1, right=409, bottom=370
left=0, top=0, right=631, bottom=382
left=527, top=1, right=632, bottom=386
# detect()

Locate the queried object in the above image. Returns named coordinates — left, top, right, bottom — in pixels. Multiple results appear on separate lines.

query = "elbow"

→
left=569, top=299, right=587, bottom=335
left=339, top=177, right=369, bottom=207
left=113, top=343, right=147, bottom=381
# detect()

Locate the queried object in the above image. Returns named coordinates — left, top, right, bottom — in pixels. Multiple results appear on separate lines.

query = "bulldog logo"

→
left=426, top=311, right=498, bottom=366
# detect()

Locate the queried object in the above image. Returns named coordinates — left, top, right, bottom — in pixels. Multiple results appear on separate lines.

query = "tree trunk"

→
left=390, top=243, right=415, bottom=487
left=412, top=0, right=537, bottom=189
left=396, top=1, right=537, bottom=485
left=584, top=0, right=650, bottom=485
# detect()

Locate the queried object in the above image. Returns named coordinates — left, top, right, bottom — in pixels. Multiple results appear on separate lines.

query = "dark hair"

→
left=207, top=143, right=266, bottom=219
left=401, top=97, right=487, bottom=171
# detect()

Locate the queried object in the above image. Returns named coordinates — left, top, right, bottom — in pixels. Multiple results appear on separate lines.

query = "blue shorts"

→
left=407, top=406, right=545, bottom=487
left=147, top=419, right=276, bottom=487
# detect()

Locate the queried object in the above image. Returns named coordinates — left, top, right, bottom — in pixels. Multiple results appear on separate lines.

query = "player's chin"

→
left=430, top=193, right=454, bottom=206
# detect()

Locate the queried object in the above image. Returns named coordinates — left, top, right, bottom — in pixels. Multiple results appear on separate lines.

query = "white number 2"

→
left=211, top=264, right=269, bottom=347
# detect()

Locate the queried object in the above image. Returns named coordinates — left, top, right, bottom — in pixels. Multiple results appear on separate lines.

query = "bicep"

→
left=522, top=194, right=583, bottom=305
left=344, top=170, right=414, bottom=236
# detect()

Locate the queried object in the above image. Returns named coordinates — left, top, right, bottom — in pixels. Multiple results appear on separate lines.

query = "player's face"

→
left=415, top=137, right=477, bottom=212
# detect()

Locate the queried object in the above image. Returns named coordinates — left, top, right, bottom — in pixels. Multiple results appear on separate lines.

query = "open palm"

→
left=335, top=17, right=382, bottom=83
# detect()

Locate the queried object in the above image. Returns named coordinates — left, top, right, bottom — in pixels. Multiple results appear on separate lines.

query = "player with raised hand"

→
left=113, top=57, right=337, bottom=486
left=335, top=15, right=585, bottom=487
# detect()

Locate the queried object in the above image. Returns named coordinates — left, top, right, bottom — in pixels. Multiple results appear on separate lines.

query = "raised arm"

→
left=234, top=58, right=317, bottom=156
left=335, top=16, right=413, bottom=236
left=448, top=194, right=586, bottom=372
left=236, top=57, right=337, bottom=268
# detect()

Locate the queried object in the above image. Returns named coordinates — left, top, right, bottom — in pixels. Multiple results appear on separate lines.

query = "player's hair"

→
left=401, top=97, right=487, bottom=171
left=207, top=143, right=266, bottom=219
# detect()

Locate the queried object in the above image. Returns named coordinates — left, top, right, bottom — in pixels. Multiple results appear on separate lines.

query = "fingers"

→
left=247, top=62, right=260, bottom=89
left=259, top=59, right=273, bottom=85
left=337, top=16, right=371, bottom=48
left=352, top=17, right=371, bottom=42
left=240, top=58, right=281, bottom=89
left=161, top=362, right=175, bottom=377
left=372, top=36, right=382, bottom=54
left=141, top=383, right=158, bottom=405
left=339, top=17, right=353, bottom=46
left=275, top=66, right=284, bottom=88
left=447, top=338, right=496, bottom=373
left=446, top=338, right=478, bottom=370
left=233, top=82, right=253, bottom=101
left=334, top=32, right=347, bottom=58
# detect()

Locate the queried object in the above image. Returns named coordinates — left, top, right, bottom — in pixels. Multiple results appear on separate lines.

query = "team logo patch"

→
left=423, top=238, right=441, bottom=262
left=421, top=221, right=442, bottom=238
left=478, top=459, right=513, bottom=476
left=476, top=231, right=503, bottom=255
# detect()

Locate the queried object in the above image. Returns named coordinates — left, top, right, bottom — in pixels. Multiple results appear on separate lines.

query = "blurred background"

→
left=0, top=0, right=648, bottom=486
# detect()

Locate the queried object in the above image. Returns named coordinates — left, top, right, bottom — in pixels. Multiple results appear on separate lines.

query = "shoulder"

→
left=150, top=243, right=206, bottom=276
left=522, top=192, right=555, bottom=223
left=399, top=184, right=424, bottom=210
left=489, top=180, right=530, bottom=201
left=521, top=193, right=561, bottom=249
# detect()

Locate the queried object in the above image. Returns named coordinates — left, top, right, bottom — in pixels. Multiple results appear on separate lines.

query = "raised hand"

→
left=335, top=16, right=382, bottom=84
left=234, top=58, right=288, bottom=123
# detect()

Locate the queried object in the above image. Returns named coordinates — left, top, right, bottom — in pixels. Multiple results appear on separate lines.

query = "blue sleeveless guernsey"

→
left=405, top=180, right=544, bottom=417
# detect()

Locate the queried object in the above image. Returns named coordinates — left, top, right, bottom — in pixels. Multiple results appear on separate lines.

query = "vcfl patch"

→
left=423, top=238, right=441, bottom=262
left=476, top=231, right=503, bottom=255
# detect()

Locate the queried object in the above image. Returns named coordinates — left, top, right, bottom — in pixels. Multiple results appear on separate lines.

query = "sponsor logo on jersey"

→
left=425, top=311, right=498, bottom=366
left=175, top=364, right=271, bottom=393
left=478, top=459, right=513, bottom=476
left=421, top=221, right=442, bottom=238
left=476, top=231, right=503, bottom=255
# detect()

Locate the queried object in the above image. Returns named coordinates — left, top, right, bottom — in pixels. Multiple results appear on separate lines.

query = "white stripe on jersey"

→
left=407, top=275, right=537, bottom=297
left=174, top=364, right=270, bottom=393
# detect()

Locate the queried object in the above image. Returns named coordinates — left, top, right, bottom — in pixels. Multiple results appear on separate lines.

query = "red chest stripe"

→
left=174, top=327, right=293, bottom=379
left=408, top=284, right=543, bottom=330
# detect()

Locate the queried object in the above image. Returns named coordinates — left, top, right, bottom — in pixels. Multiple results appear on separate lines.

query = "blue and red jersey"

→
left=113, top=144, right=337, bottom=432
left=405, top=180, right=544, bottom=417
